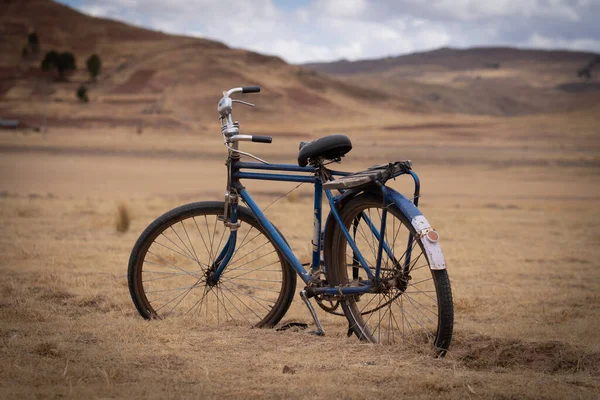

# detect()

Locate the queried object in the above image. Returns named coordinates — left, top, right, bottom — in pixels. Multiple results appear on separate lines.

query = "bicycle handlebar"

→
left=219, top=86, right=272, bottom=163
left=225, top=86, right=261, bottom=97
left=228, top=134, right=272, bottom=144
left=252, top=135, right=272, bottom=143
left=242, top=86, right=261, bottom=94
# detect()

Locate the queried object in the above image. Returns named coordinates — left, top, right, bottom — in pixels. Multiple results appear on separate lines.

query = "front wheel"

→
left=326, top=193, right=453, bottom=354
left=128, top=201, right=296, bottom=327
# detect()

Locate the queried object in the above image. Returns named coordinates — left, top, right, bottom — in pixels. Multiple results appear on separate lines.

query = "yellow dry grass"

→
left=1, top=107, right=599, bottom=398
left=115, top=203, right=131, bottom=233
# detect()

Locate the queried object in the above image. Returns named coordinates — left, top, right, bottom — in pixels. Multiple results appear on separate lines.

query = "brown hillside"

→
left=1, top=0, right=408, bottom=131
left=1, top=0, right=599, bottom=129
left=304, top=47, right=600, bottom=116
left=303, top=47, right=599, bottom=75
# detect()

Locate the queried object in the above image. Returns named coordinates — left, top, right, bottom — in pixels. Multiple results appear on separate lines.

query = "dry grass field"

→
left=1, top=107, right=600, bottom=399
left=2, top=1, right=600, bottom=398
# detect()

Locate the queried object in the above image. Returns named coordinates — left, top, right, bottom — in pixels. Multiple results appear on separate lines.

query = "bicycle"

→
left=128, top=86, right=453, bottom=354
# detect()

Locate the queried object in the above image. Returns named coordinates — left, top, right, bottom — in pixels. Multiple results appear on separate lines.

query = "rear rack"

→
left=323, top=161, right=412, bottom=190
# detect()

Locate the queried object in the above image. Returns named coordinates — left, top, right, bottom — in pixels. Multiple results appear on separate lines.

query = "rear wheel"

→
left=326, top=193, right=453, bottom=353
left=128, top=202, right=296, bottom=327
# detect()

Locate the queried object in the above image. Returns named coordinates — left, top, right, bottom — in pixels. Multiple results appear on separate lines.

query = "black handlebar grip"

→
left=252, top=135, right=272, bottom=143
left=242, top=86, right=261, bottom=94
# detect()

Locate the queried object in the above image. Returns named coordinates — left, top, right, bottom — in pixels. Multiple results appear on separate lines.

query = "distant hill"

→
left=1, top=0, right=406, bottom=130
left=303, top=47, right=599, bottom=75
left=302, top=47, right=600, bottom=116
left=1, top=0, right=599, bottom=130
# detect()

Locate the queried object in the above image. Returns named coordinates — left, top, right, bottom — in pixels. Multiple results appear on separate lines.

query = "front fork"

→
left=206, top=190, right=240, bottom=286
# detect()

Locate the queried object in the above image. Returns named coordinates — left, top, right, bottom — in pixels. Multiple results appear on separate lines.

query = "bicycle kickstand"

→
left=299, top=290, right=325, bottom=336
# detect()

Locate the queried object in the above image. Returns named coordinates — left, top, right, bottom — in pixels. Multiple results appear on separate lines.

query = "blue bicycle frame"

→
left=207, top=157, right=421, bottom=297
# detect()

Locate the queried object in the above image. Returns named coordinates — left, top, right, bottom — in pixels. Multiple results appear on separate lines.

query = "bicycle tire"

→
left=128, top=201, right=296, bottom=328
left=326, top=192, right=453, bottom=354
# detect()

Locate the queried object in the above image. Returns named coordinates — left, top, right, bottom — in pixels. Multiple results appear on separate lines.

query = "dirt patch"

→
left=284, top=87, right=332, bottom=108
left=244, top=51, right=285, bottom=66
left=75, top=332, right=100, bottom=345
left=135, top=354, right=187, bottom=371
left=34, top=341, right=62, bottom=358
left=483, top=203, right=521, bottom=210
left=452, top=334, right=600, bottom=375
left=75, top=294, right=119, bottom=313
left=383, top=123, right=481, bottom=131
left=556, top=82, right=600, bottom=93
left=0, top=80, right=15, bottom=97
left=35, top=287, right=75, bottom=302
left=101, top=98, right=157, bottom=105
left=331, top=79, right=391, bottom=102
left=444, top=131, right=480, bottom=139
left=112, top=70, right=157, bottom=94
left=5, top=114, right=185, bottom=129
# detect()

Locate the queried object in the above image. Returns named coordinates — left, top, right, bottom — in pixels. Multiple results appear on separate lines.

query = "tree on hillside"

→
left=577, top=56, right=600, bottom=80
left=27, top=31, right=40, bottom=54
left=86, top=54, right=102, bottom=81
left=76, top=85, right=89, bottom=103
left=41, top=51, right=76, bottom=80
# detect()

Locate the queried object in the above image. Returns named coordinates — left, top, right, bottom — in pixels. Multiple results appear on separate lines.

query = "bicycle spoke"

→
left=208, top=215, right=219, bottom=264
left=373, top=293, right=393, bottom=342
left=410, top=277, right=433, bottom=286
left=169, top=225, right=197, bottom=264
left=213, top=224, right=228, bottom=264
left=159, top=232, right=197, bottom=263
left=154, top=282, right=201, bottom=313
left=214, top=284, right=237, bottom=324
left=333, top=200, right=448, bottom=349
left=144, top=254, right=201, bottom=279
left=220, top=278, right=274, bottom=311
left=219, top=286, right=253, bottom=326
left=149, top=285, right=201, bottom=303
left=153, top=239, right=209, bottom=270
left=406, top=283, right=438, bottom=302
left=143, top=271, right=203, bottom=282
left=227, top=228, right=259, bottom=265
left=220, top=282, right=264, bottom=321
left=165, top=276, right=205, bottom=315
left=185, top=284, right=211, bottom=316
left=134, top=208, right=287, bottom=326
left=222, top=243, right=274, bottom=274
left=217, top=275, right=282, bottom=294
left=225, top=258, right=280, bottom=280
left=180, top=220, right=201, bottom=266
left=399, top=300, right=431, bottom=338
left=358, top=294, right=386, bottom=341
left=193, top=216, right=214, bottom=265
left=404, top=293, right=438, bottom=319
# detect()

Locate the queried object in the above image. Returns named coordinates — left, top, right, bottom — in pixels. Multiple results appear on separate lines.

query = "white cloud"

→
left=64, top=0, right=600, bottom=63
left=527, top=33, right=600, bottom=52
left=253, top=39, right=333, bottom=63
left=398, top=0, right=581, bottom=21
left=80, top=4, right=117, bottom=17
left=316, top=0, right=368, bottom=18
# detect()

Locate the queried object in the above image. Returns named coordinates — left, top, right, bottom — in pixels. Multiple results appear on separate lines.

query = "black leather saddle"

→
left=298, top=134, right=352, bottom=167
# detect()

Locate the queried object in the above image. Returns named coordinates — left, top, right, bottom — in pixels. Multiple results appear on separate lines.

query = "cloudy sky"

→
left=57, top=0, right=600, bottom=63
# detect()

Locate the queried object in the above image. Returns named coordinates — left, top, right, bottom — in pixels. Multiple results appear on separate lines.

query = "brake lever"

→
left=232, top=99, right=255, bottom=107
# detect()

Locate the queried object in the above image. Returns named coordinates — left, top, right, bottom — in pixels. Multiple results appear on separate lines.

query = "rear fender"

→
left=386, top=188, right=446, bottom=270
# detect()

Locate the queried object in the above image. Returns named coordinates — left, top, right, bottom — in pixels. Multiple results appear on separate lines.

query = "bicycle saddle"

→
left=298, top=134, right=352, bottom=167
